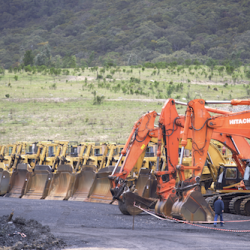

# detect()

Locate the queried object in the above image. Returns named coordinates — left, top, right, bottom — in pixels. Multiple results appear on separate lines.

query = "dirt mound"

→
left=0, top=214, right=66, bottom=250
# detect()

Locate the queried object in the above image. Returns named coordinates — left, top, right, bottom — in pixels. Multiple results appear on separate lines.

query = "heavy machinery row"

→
left=1, top=98, right=250, bottom=222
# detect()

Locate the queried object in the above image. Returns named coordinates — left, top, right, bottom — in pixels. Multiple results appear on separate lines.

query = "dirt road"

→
left=0, top=197, right=249, bottom=249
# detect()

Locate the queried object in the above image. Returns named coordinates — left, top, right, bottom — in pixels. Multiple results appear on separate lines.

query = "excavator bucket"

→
left=171, top=186, right=215, bottom=222
left=45, top=164, right=75, bottom=200
left=68, top=165, right=96, bottom=201
left=155, top=193, right=179, bottom=217
left=135, top=168, right=157, bottom=197
left=22, top=165, right=53, bottom=199
left=119, top=192, right=157, bottom=215
left=118, top=169, right=158, bottom=215
left=0, top=164, right=11, bottom=195
left=5, top=163, right=32, bottom=198
left=86, top=166, right=118, bottom=204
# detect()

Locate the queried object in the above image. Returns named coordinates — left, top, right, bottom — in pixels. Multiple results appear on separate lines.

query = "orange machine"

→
left=109, top=98, right=250, bottom=221
left=171, top=99, right=250, bottom=220
left=109, top=99, right=191, bottom=216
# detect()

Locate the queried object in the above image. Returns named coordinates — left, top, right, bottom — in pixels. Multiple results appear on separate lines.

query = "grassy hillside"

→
left=0, top=65, right=249, bottom=144
left=1, top=0, right=250, bottom=67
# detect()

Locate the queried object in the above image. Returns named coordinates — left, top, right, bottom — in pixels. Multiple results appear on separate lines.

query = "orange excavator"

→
left=109, top=98, right=250, bottom=221
left=171, top=99, right=250, bottom=220
left=109, top=99, right=193, bottom=217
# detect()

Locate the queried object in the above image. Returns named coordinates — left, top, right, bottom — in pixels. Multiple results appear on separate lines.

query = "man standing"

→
left=214, top=196, right=224, bottom=227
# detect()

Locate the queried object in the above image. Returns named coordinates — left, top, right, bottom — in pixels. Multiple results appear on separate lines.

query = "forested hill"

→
left=1, top=0, right=250, bottom=68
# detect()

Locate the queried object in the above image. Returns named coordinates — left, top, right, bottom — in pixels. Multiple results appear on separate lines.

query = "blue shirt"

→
left=214, top=199, right=224, bottom=214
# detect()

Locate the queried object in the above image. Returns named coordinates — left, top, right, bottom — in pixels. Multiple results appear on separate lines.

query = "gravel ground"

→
left=0, top=197, right=249, bottom=249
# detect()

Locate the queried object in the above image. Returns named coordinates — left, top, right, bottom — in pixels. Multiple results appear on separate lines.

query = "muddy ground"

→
left=0, top=197, right=249, bottom=250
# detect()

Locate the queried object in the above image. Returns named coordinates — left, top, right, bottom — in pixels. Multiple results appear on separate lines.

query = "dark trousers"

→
left=214, top=213, right=223, bottom=225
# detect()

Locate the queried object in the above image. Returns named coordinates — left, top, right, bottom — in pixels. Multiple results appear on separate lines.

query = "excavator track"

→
left=205, top=192, right=250, bottom=214
left=229, top=195, right=250, bottom=214
left=205, top=195, right=218, bottom=211
left=240, top=196, right=250, bottom=216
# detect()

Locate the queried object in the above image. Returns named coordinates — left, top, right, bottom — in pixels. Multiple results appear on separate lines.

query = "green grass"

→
left=0, top=66, right=249, bottom=144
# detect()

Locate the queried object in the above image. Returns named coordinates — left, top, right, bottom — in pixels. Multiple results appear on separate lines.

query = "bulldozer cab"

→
left=112, top=145, right=125, bottom=166
left=38, top=141, right=69, bottom=167
left=87, top=143, right=108, bottom=169
left=141, top=143, right=157, bottom=172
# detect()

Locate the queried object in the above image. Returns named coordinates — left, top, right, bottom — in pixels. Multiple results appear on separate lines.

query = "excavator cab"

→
left=244, top=168, right=250, bottom=189
left=215, top=165, right=242, bottom=190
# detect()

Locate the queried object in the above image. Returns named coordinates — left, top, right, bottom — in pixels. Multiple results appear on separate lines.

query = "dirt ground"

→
left=0, top=215, right=65, bottom=250
left=0, top=197, right=250, bottom=250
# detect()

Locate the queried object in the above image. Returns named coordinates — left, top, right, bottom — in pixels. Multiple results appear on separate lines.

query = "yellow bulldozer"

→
left=22, top=141, right=72, bottom=199
left=0, top=143, right=24, bottom=195
left=45, top=142, right=95, bottom=200
left=5, top=142, right=40, bottom=198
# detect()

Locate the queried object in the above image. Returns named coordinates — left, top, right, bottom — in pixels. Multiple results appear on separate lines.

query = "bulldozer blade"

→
left=86, top=166, right=118, bottom=204
left=5, top=163, right=32, bottom=198
left=22, top=165, right=53, bottom=199
left=171, top=187, right=215, bottom=222
left=0, top=166, right=11, bottom=196
left=135, top=168, right=157, bottom=197
left=68, top=165, right=96, bottom=201
left=45, top=164, right=75, bottom=200
left=119, top=191, right=157, bottom=215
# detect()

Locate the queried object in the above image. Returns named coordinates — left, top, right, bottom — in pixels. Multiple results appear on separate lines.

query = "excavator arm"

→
left=109, top=110, right=159, bottom=200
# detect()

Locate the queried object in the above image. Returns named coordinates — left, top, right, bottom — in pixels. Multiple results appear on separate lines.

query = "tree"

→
left=206, top=59, right=217, bottom=71
left=23, top=50, right=34, bottom=66
left=88, top=51, right=95, bottom=67
left=34, top=45, right=52, bottom=66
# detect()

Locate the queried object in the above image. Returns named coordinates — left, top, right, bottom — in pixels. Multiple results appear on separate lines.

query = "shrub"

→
left=50, top=83, right=57, bottom=89
left=93, top=95, right=105, bottom=105
left=14, top=75, right=18, bottom=81
left=5, top=94, right=10, bottom=98
left=130, top=77, right=140, bottom=83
